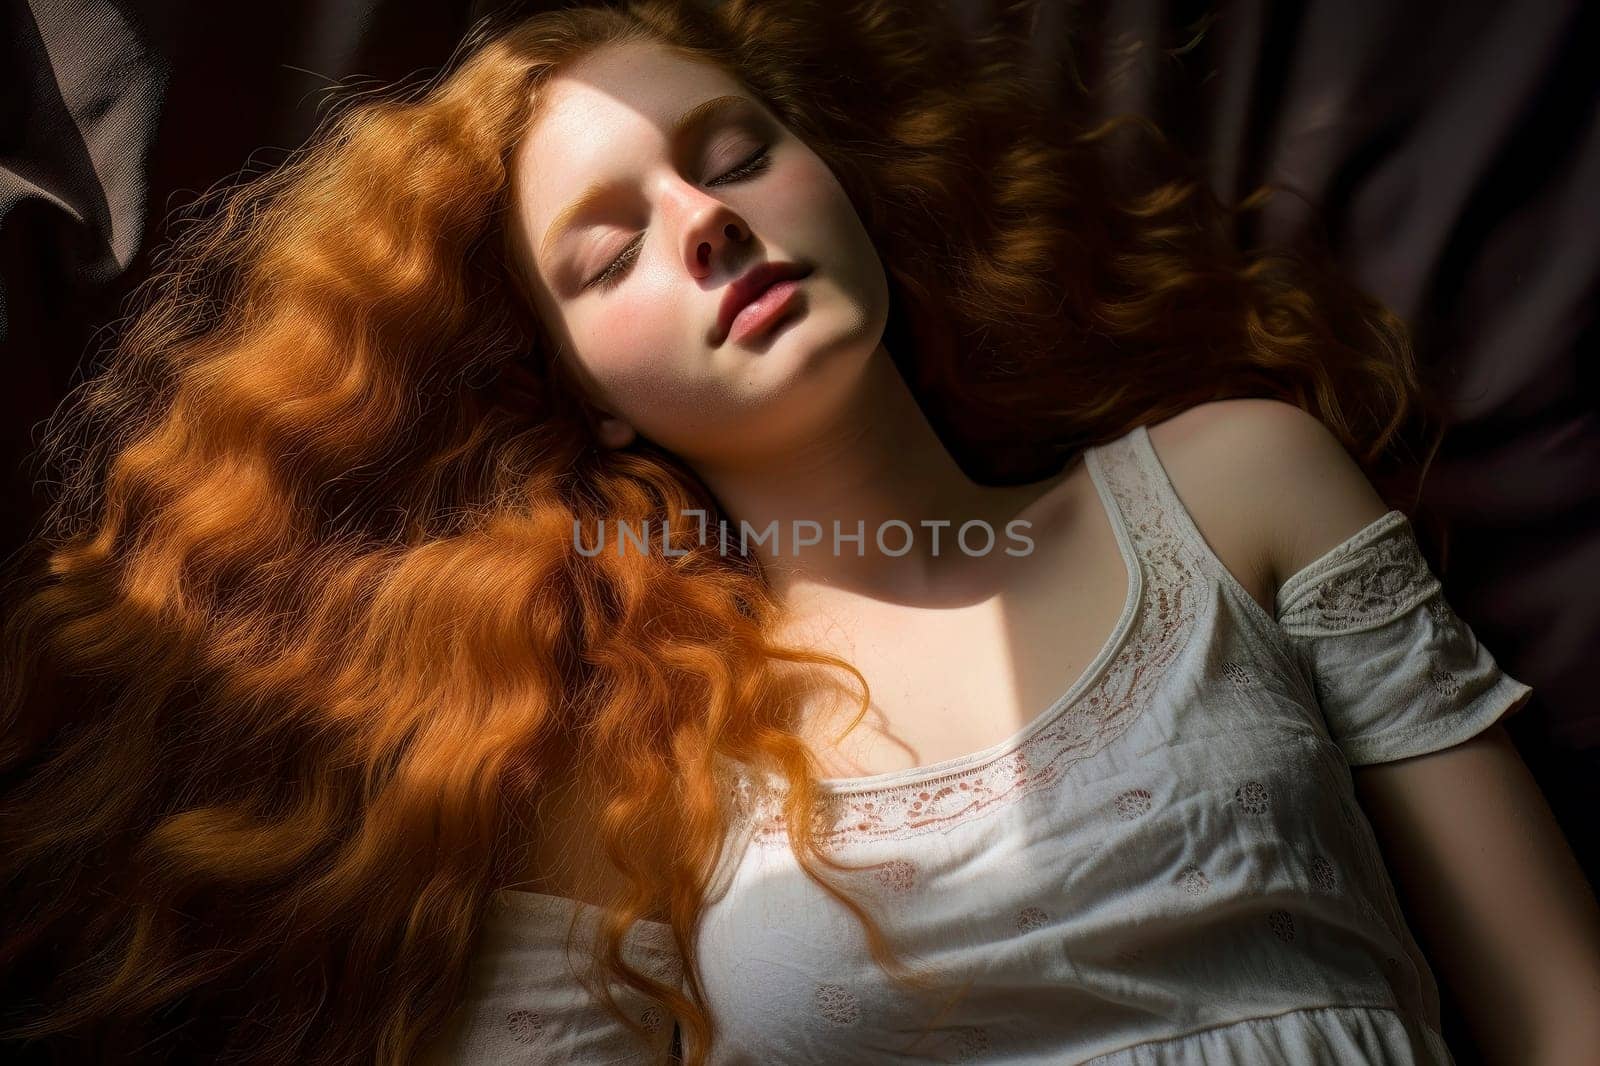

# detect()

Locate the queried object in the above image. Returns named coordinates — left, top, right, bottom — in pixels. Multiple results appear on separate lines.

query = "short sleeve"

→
left=418, top=890, right=682, bottom=1065
left=1273, top=510, right=1534, bottom=767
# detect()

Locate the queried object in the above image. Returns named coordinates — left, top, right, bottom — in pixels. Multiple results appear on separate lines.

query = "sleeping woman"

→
left=3, top=1, right=1598, bottom=1063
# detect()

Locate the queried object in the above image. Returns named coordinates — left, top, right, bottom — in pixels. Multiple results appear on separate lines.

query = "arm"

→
left=1199, top=397, right=1600, bottom=1063
left=1351, top=723, right=1600, bottom=1064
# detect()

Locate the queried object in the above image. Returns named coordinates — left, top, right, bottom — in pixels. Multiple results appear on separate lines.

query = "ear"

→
left=595, top=415, right=637, bottom=450
left=499, top=358, right=544, bottom=399
left=519, top=346, right=637, bottom=450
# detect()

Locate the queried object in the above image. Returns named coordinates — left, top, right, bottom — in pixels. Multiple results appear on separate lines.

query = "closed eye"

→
left=583, top=146, right=773, bottom=292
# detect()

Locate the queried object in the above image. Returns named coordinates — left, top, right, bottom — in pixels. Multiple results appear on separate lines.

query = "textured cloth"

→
left=427, top=421, right=1534, bottom=1063
left=420, top=889, right=682, bottom=1065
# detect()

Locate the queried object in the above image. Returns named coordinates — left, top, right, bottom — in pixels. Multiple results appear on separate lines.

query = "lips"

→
left=715, top=261, right=811, bottom=345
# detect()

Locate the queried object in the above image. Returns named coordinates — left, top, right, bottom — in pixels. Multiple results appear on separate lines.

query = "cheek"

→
left=588, top=300, right=651, bottom=353
left=767, top=154, right=857, bottom=241
left=575, top=278, right=687, bottom=397
left=769, top=150, right=885, bottom=308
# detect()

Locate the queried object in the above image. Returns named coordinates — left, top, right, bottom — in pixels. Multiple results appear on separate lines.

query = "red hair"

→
left=0, top=1, right=1443, bottom=1062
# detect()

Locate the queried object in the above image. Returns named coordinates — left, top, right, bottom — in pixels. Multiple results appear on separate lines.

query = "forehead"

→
left=518, top=41, right=748, bottom=205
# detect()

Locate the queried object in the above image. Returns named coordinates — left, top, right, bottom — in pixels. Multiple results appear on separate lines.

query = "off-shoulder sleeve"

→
left=1273, top=510, right=1534, bottom=767
left=419, top=889, right=682, bottom=1065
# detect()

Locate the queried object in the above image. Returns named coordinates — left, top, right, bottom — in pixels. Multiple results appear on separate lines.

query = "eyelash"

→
left=584, top=146, right=773, bottom=291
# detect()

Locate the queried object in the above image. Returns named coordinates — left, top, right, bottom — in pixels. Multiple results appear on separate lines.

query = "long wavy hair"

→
left=0, top=0, right=1446, bottom=1062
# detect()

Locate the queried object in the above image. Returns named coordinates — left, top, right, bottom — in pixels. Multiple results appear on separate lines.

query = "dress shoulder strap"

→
left=1086, top=424, right=1219, bottom=594
left=1093, top=422, right=1299, bottom=632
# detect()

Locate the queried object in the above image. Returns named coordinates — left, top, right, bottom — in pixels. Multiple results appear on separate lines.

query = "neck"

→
left=689, top=343, right=1071, bottom=609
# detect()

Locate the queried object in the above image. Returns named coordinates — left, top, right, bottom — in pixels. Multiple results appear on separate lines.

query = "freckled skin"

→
left=510, top=40, right=889, bottom=467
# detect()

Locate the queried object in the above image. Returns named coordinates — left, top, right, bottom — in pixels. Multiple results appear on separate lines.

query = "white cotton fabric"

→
left=420, top=889, right=681, bottom=1065
left=423, top=423, right=1533, bottom=1065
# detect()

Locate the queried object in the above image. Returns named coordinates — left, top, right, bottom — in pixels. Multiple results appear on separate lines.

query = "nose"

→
left=677, top=190, right=750, bottom=280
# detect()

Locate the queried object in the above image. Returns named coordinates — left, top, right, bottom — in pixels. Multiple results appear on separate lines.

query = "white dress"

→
left=422, top=423, right=1533, bottom=1065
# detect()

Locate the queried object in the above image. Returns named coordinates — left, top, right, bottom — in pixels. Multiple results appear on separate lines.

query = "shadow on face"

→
left=505, top=39, right=891, bottom=469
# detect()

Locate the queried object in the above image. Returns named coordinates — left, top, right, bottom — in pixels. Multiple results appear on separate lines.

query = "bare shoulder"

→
left=1145, top=398, right=1392, bottom=601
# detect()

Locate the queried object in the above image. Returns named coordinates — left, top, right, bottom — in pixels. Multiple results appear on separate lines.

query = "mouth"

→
left=715, top=261, right=812, bottom=346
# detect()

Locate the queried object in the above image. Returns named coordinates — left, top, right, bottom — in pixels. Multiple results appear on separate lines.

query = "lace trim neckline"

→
left=747, top=437, right=1145, bottom=799
left=723, top=424, right=1209, bottom=845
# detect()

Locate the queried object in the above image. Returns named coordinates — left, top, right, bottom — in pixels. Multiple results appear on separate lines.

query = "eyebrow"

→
left=537, top=93, right=756, bottom=272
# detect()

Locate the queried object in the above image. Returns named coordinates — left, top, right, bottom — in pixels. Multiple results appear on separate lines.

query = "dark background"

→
left=4, top=1, right=1597, bottom=1061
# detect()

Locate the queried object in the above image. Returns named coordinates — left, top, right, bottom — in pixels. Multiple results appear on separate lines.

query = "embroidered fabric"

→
left=438, top=421, right=1532, bottom=1066
left=1274, top=511, right=1441, bottom=635
left=726, top=426, right=1205, bottom=847
left=419, top=890, right=679, bottom=1065
left=1273, top=512, right=1532, bottom=766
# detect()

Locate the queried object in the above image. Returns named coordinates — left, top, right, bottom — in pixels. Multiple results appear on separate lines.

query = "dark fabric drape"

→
left=4, top=3, right=1595, bottom=1061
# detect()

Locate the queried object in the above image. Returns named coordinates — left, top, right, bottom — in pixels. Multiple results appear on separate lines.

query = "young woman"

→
left=3, top=1, right=1597, bottom=1064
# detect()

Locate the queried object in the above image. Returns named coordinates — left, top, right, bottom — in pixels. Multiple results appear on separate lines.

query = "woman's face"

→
left=510, top=39, right=889, bottom=466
